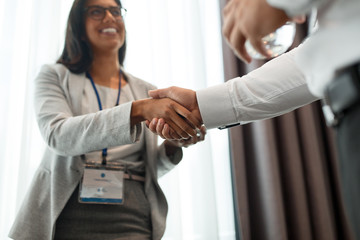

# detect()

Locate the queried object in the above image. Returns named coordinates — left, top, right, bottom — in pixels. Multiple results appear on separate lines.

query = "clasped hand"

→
left=145, top=86, right=205, bottom=147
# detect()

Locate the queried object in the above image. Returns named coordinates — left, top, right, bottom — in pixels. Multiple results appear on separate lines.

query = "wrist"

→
left=131, top=99, right=147, bottom=126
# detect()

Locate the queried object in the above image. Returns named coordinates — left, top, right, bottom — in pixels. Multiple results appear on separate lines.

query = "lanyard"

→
left=86, top=70, right=122, bottom=165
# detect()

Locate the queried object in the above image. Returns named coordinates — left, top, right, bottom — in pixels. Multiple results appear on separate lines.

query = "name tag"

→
left=79, top=166, right=124, bottom=205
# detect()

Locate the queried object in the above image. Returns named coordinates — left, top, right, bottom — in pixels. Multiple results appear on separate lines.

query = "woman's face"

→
left=84, top=0, right=125, bottom=53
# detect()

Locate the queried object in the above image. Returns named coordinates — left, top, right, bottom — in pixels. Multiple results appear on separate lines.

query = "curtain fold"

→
left=219, top=0, right=354, bottom=239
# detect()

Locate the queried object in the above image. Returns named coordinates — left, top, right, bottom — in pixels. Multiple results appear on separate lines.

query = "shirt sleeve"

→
left=196, top=45, right=319, bottom=129
left=266, top=0, right=328, bottom=16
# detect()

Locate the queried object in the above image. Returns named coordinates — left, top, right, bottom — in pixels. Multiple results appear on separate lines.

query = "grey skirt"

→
left=54, top=180, right=152, bottom=240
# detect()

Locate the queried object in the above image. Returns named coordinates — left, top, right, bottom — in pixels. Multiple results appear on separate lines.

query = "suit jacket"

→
left=9, top=64, right=182, bottom=240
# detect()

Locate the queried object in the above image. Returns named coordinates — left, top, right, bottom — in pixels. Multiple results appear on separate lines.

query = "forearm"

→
left=196, top=45, right=319, bottom=129
left=35, top=66, right=140, bottom=156
left=37, top=103, right=140, bottom=156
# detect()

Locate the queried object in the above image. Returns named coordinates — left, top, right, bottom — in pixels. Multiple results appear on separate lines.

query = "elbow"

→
left=43, top=127, right=80, bottom=157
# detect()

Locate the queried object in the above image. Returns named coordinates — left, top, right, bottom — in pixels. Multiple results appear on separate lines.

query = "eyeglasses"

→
left=84, top=5, right=127, bottom=21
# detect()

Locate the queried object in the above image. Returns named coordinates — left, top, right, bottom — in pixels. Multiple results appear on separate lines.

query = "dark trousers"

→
left=54, top=180, right=152, bottom=240
left=337, top=103, right=360, bottom=240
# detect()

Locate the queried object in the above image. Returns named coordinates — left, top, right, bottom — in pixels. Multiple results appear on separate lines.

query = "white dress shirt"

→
left=267, top=0, right=360, bottom=97
left=197, top=0, right=360, bottom=129
left=197, top=46, right=318, bottom=129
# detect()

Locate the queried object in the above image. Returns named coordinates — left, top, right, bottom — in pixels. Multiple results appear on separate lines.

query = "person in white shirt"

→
left=147, top=0, right=360, bottom=238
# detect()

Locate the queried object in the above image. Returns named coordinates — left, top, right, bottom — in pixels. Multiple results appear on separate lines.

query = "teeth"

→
left=102, top=28, right=117, bottom=33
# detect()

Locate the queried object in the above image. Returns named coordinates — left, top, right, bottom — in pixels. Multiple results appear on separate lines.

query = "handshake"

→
left=132, top=86, right=206, bottom=148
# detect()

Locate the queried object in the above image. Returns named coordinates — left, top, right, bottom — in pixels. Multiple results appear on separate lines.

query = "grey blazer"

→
left=9, top=64, right=182, bottom=240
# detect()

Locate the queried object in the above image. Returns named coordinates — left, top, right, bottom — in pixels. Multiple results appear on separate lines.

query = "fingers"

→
left=145, top=120, right=151, bottom=128
left=228, top=28, right=251, bottom=63
left=292, top=15, right=306, bottom=24
left=148, top=117, right=207, bottom=148
left=148, top=87, right=172, bottom=99
left=180, top=125, right=207, bottom=147
left=147, top=118, right=180, bottom=140
left=162, top=100, right=199, bottom=138
left=248, top=37, right=272, bottom=59
left=147, top=118, right=164, bottom=139
left=162, top=123, right=177, bottom=140
left=222, top=4, right=236, bottom=42
left=165, top=113, right=196, bottom=139
left=141, top=98, right=199, bottom=139
left=156, top=119, right=181, bottom=139
left=222, top=0, right=252, bottom=63
left=149, top=87, right=199, bottom=119
left=198, top=125, right=206, bottom=141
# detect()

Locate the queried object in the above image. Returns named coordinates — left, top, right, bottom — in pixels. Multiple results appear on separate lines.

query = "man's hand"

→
left=149, top=86, right=203, bottom=124
left=222, top=0, right=290, bottom=63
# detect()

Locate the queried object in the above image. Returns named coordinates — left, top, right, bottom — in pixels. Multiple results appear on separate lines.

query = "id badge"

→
left=79, top=165, right=124, bottom=204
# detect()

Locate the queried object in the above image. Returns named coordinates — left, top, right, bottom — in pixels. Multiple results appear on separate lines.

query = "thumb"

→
left=292, top=15, right=306, bottom=24
left=148, top=87, right=171, bottom=99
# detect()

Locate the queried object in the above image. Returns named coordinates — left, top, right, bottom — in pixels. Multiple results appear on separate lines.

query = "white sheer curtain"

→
left=0, top=0, right=235, bottom=239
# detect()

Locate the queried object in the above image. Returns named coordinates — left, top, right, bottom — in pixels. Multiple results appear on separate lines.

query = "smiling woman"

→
left=8, top=0, right=204, bottom=239
left=83, top=0, right=126, bottom=55
left=1, top=0, right=235, bottom=239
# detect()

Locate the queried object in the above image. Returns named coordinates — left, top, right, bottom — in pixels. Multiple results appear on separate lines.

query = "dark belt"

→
left=322, top=63, right=360, bottom=127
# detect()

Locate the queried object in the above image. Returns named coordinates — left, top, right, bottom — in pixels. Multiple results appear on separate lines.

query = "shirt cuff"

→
left=266, top=0, right=317, bottom=17
left=196, top=81, right=239, bottom=129
left=130, top=123, right=142, bottom=142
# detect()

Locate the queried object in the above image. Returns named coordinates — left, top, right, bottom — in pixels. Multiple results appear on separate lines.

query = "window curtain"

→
left=0, top=0, right=236, bottom=239
left=218, top=0, right=355, bottom=239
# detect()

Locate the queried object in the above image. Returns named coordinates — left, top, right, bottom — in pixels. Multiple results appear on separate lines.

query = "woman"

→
left=9, top=0, right=205, bottom=239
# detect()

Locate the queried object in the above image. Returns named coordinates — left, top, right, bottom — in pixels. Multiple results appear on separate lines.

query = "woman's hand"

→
left=131, top=98, right=201, bottom=139
left=146, top=118, right=206, bottom=147
left=166, top=125, right=206, bottom=148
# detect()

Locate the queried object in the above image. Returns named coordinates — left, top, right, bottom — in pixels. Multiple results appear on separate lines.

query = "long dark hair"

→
left=57, top=0, right=126, bottom=73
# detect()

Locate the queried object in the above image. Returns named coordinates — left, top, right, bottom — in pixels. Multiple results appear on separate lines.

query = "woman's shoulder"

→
left=36, top=63, right=68, bottom=79
left=37, top=63, right=83, bottom=82
left=40, top=63, right=68, bottom=73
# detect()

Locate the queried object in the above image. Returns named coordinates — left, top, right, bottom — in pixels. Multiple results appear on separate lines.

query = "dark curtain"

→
left=218, top=1, right=354, bottom=239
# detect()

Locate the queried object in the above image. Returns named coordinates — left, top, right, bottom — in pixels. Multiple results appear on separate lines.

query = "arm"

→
left=266, top=0, right=328, bottom=17
left=197, top=46, right=319, bottom=128
left=149, top=46, right=319, bottom=130
left=34, top=65, right=200, bottom=156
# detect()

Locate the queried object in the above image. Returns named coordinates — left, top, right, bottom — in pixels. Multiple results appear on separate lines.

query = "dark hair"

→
left=57, top=0, right=126, bottom=73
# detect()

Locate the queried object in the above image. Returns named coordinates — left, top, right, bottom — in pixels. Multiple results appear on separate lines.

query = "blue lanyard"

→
left=86, top=70, right=122, bottom=165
